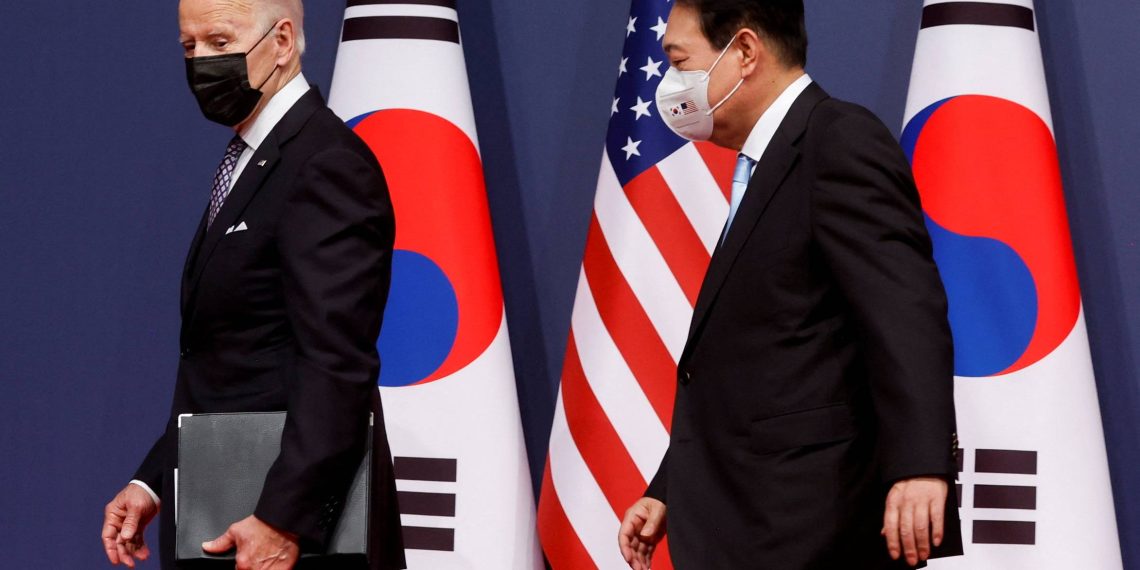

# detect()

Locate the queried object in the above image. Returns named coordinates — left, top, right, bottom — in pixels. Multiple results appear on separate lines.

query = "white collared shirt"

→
left=740, top=73, right=814, bottom=172
left=229, top=71, right=312, bottom=191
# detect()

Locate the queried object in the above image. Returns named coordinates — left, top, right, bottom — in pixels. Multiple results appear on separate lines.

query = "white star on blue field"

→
left=605, top=0, right=686, bottom=186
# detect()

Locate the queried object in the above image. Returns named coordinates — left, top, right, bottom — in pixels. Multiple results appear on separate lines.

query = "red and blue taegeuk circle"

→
left=902, top=95, right=1080, bottom=377
left=348, top=109, right=504, bottom=387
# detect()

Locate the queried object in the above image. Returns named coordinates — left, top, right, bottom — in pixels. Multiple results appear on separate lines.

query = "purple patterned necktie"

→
left=207, top=135, right=248, bottom=228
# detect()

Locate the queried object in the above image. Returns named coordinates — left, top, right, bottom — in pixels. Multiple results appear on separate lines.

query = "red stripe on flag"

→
left=654, top=538, right=676, bottom=570
left=561, top=334, right=648, bottom=515
left=694, top=141, right=738, bottom=201
left=583, top=216, right=677, bottom=429
left=624, top=168, right=712, bottom=306
left=538, top=458, right=596, bottom=570
left=652, top=538, right=674, bottom=570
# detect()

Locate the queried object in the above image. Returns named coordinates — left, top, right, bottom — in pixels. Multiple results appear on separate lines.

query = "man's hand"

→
left=102, top=484, right=159, bottom=568
left=618, top=497, right=667, bottom=570
left=882, top=477, right=948, bottom=566
left=203, top=515, right=300, bottom=570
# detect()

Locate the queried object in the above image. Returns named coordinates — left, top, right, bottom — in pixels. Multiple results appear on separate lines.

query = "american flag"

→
left=537, top=1, right=736, bottom=568
left=669, top=100, right=700, bottom=118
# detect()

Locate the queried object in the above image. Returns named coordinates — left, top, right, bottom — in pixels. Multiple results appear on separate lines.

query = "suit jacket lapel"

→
left=188, top=137, right=281, bottom=286
left=181, top=208, right=209, bottom=316
left=683, top=83, right=830, bottom=359
left=182, top=88, right=324, bottom=318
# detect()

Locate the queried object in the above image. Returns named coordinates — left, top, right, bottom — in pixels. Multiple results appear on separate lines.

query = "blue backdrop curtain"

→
left=0, top=1, right=1136, bottom=567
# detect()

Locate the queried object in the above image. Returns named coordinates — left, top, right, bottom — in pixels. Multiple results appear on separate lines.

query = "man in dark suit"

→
left=100, top=1, right=404, bottom=568
left=619, top=1, right=962, bottom=568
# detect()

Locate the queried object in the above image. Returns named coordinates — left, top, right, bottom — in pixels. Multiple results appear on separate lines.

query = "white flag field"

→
left=901, top=1, right=1122, bottom=567
left=328, top=1, right=541, bottom=568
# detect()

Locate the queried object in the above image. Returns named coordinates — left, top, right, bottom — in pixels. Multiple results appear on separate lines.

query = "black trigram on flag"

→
left=395, top=456, right=458, bottom=552
left=341, top=0, right=460, bottom=44
left=957, top=449, right=1038, bottom=546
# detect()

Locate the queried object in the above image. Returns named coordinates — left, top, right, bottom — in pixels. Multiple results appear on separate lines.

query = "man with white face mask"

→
left=618, top=1, right=963, bottom=568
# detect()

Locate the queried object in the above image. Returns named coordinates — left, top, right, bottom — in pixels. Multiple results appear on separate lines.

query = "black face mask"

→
left=185, top=23, right=280, bottom=127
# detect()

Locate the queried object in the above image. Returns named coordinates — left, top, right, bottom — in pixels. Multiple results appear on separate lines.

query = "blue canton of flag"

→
left=606, top=1, right=686, bottom=186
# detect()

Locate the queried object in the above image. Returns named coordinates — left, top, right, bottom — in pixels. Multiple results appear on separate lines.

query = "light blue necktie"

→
left=722, top=153, right=756, bottom=244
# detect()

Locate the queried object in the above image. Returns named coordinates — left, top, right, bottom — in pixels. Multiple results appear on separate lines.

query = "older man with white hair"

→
left=101, top=0, right=406, bottom=568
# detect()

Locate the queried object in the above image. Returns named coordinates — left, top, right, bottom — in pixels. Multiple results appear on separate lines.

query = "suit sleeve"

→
left=253, top=146, right=394, bottom=546
left=810, top=109, right=958, bottom=485
left=133, top=386, right=189, bottom=497
left=644, top=448, right=667, bottom=503
left=132, top=431, right=167, bottom=494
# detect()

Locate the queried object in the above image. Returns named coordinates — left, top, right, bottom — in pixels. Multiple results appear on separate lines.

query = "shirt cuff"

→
left=129, top=479, right=161, bottom=507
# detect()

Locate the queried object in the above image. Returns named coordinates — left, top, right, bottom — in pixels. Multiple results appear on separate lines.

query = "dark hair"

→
left=676, top=0, right=808, bottom=68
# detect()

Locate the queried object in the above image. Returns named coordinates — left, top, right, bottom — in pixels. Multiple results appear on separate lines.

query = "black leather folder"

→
left=176, top=412, right=371, bottom=562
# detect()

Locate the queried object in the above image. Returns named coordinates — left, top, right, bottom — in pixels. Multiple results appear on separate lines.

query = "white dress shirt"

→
left=740, top=73, right=814, bottom=173
left=230, top=72, right=312, bottom=191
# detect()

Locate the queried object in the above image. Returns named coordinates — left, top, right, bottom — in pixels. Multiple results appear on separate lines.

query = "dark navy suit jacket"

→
left=647, top=83, right=963, bottom=569
left=134, top=88, right=405, bottom=570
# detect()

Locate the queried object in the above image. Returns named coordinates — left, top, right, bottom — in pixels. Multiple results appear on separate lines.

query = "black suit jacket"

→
left=134, top=88, right=406, bottom=570
left=645, top=83, right=963, bottom=569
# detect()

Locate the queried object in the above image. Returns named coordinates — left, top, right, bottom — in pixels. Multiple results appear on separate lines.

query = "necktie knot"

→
left=733, top=153, right=754, bottom=186
left=225, top=135, right=247, bottom=160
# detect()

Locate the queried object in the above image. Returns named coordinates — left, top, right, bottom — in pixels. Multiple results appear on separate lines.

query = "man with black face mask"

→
left=100, top=1, right=405, bottom=568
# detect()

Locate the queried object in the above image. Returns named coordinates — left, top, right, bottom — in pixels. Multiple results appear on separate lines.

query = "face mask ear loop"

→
left=248, top=20, right=284, bottom=91
left=254, top=64, right=280, bottom=91
left=693, top=34, right=738, bottom=86
left=704, top=33, right=744, bottom=115
left=706, top=33, right=740, bottom=76
left=246, top=21, right=281, bottom=57
left=707, top=78, right=745, bottom=115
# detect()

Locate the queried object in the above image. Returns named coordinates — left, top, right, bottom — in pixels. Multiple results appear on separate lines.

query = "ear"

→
left=736, top=28, right=766, bottom=79
left=272, top=19, right=297, bottom=66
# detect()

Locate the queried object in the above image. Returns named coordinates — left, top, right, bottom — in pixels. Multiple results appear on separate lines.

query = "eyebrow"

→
left=180, top=28, right=235, bottom=41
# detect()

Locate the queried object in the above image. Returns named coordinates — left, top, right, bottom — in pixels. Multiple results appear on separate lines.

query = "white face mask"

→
left=655, top=35, right=745, bottom=141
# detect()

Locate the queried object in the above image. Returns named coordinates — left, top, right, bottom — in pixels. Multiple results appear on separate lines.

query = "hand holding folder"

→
left=176, top=412, right=372, bottom=565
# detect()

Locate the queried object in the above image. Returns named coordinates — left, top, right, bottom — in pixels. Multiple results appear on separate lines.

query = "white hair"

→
left=256, top=0, right=305, bottom=55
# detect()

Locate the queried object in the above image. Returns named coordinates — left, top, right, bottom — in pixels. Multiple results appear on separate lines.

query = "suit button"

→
left=180, top=348, right=190, bottom=359
left=680, top=369, right=692, bottom=384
